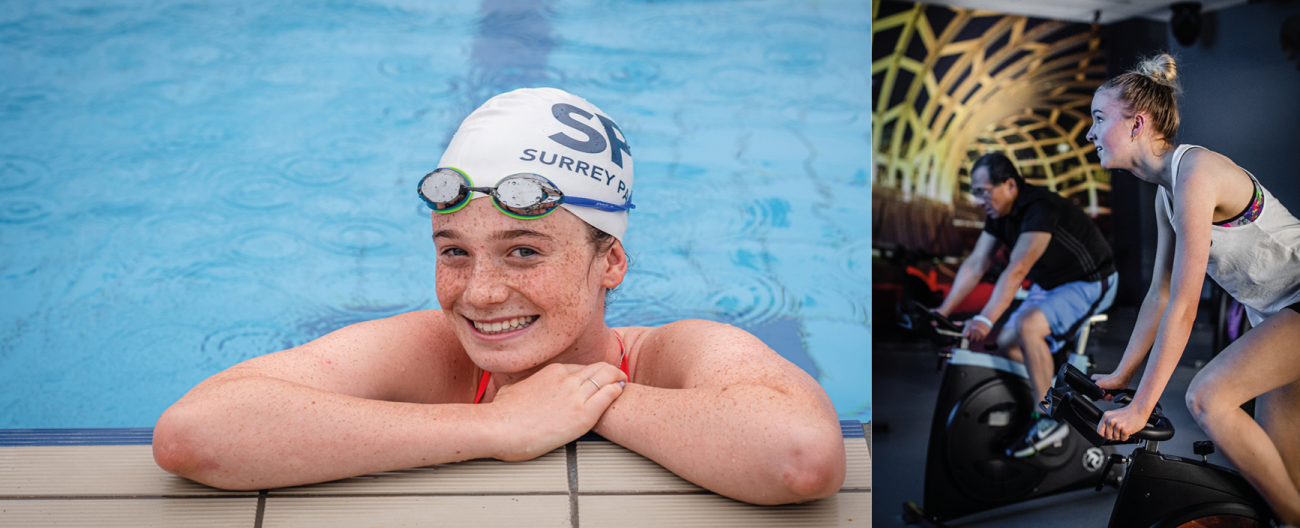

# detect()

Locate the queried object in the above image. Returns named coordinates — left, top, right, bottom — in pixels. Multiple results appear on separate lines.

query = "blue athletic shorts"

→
left=1006, top=272, right=1118, bottom=353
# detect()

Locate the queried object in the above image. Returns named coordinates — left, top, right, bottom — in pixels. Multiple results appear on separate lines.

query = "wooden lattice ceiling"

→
left=872, top=0, right=1111, bottom=216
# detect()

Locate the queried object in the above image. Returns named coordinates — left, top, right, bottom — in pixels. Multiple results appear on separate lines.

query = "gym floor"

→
left=871, top=305, right=1235, bottom=527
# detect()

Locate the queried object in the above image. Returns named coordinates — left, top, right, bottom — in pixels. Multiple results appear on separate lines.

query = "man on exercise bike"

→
left=933, top=152, right=1117, bottom=458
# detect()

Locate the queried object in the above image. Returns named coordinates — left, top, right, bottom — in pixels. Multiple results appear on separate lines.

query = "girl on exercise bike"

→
left=1087, top=54, right=1300, bottom=524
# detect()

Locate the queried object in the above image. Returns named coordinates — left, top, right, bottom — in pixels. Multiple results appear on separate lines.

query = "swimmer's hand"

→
left=488, top=362, right=627, bottom=462
left=1090, top=371, right=1131, bottom=402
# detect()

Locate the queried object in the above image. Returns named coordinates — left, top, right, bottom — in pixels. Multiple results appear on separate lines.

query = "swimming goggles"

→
left=417, top=167, right=635, bottom=219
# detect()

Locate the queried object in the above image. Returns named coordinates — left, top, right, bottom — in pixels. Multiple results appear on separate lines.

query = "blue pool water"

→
left=0, top=0, right=871, bottom=428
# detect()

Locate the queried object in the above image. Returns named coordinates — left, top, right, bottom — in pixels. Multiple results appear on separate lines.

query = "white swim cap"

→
left=438, top=88, right=635, bottom=241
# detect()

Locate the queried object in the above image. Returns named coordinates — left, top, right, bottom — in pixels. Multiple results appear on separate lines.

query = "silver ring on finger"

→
left=588, top=378, right=602, bottom=390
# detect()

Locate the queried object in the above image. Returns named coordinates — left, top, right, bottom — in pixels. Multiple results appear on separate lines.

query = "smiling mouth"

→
left=471, top=315, right=538, bottom=335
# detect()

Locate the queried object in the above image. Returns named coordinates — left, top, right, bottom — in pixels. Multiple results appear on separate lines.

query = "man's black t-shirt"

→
left=983, top=183, right=1115, bottom=290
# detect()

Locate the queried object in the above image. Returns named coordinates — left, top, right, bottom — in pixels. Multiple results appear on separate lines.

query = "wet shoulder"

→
left=349, top=309, right=452, bottom=352
left=623, top=319, right=754, bottom=354
left=380, top=310, right=478, bottom=402
left=619, top=320, right=790, bottom=389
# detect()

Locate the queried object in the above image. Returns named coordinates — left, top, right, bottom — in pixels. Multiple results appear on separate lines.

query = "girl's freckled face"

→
left=431, top=198, right=607, bottom=373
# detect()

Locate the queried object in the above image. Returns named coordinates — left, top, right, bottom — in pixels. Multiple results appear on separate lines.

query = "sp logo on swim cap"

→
left=548, top=103, right=632, bottom=169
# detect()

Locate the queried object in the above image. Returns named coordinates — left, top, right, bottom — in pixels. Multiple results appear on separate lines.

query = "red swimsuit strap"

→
left=474, top=330, right=628, bottom=404
left=473, top=369, right=492, bottom=405
left=614, top=329, right=628, bottom=375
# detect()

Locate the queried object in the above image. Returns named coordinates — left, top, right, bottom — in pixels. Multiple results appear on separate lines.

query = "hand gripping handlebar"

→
left=1045, top=363, right=1175, bottom=447
left=898, top=300, right=962, bottom=340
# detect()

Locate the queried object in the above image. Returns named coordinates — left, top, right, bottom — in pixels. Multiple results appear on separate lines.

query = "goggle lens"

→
left=420, top=168, right=472, bottom=212
left=494, top=175, right=563, bottom=218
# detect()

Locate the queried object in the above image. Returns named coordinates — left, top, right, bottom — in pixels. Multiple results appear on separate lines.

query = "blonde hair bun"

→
left=1137, top=53, right=1179, bottom=88
left=1098, top=52, right=1181, bottom=144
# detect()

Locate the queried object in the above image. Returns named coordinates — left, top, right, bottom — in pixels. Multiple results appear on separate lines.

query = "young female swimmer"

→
left=152, top=88, right=846, bottom=505
left=1086, top=55, right=1300, bottom=523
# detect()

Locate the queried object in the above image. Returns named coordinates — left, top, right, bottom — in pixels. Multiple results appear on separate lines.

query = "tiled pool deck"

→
left=1, top=421, right=869, bottom=527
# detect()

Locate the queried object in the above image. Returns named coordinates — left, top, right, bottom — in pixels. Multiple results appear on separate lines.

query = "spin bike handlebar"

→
left=898, top=300, right=963, bottom=341
left=1046, top=363, right=1175, bottom=446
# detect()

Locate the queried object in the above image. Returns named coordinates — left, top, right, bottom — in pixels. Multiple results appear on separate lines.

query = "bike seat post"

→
left=1068, top=314, right=1107, bottom=371
left=1075, top=323, right=1092, bottom=357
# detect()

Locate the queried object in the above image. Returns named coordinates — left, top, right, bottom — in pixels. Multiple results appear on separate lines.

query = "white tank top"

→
left=1158, top=145, right=1300, bottom=325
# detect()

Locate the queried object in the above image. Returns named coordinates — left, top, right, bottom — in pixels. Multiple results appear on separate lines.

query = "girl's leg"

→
left=1257, top=377, right=1300, bottom=506
left=1186, top=309, right=1300, bottom=524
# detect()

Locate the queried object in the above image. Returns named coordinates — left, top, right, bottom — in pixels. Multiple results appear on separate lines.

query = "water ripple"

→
left=762, top=18, right=830, bottom=44
left=136, top=211, right=227, bottom=250
left=698, top=195, right=768, bottom=244
left=594, top=59, right=666, bottom=93
left=227, top=229, right=306, bottom=263
left=155, top=78, right=222, bottom=106
left=637, top=184, right=766, bottom=245
left=279, top=157, right=358, bottom=187
left=606, top=268, right=710, bottom=328
left=155, top=112, right=246, bottom=150
left=106, top=151, right=194, bottom=183
left=743, top=197, right=791, bottom=231
left=218, top=169, right=297, bottom=210
left=706, top=66, right=765, bottom=97
left=325, top=136, right=384, bottom=161
left=102, top=323, right=208, bottom=372
left=835, top=238, right=872, bottom=286
left=764, top=43, right=826, bottom=71
left=378, top=55, right=457, bottom=96
left=0, top=156, right=48, bottom=191
left=309, top=266, right=432, bottom=315
left=253, top=61, right=310, bottom=85
left=151, top=262, right=261, bottom=309
left=478, top=65, right=567, bottom=94
left=781, top=98, right=859, bottom=126
left=304, top=194, right=365, bottom=217
left=704, top=271, right=793, bottom=328
left=201, top=322, right=297, bottom=369
left=317, top=218, right=405, bottom=256
left=609, top=265, right=795, bottom=329
left=0, top=251, right=42, bottom=281
left=321, top=86, right=402, bottom=118
left=94, top=91, right=173, bottom=132
left=172, top=43, right=231, bottom=66
left=633, top=15, right=726, bottom=49
left=0, top=87, right=60, bottom=121
left=0, top=198, right=55, bottom=224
